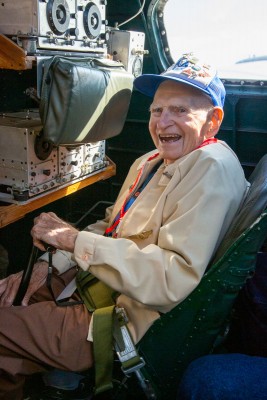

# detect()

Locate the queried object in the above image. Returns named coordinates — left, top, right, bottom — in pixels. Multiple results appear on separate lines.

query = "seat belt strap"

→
left=93, top=305, right=116, bottom=395
left=93, top=305, right=145, bottom=394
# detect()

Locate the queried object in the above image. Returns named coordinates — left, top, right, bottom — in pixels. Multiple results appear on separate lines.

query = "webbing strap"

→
left=76, top=271, right=145, bottom=393
left=93, top=305, right=116, bottom=394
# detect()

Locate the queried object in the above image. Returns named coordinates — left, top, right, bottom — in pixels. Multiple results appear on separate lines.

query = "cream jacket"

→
left=46, top=141, right=249, bottom=343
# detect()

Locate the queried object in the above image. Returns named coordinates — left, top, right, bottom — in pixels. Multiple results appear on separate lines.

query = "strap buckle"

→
left=113, top=307, right=157, bottom=399
left=114, top=307, right=145, bottom=374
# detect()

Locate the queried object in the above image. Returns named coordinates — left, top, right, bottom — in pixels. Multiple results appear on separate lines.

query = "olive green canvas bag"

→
left=39, top=56, right=134, bottom=145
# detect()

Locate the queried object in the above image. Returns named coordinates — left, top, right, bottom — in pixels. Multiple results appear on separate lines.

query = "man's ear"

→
left=206, top=107, right=224, bottom=138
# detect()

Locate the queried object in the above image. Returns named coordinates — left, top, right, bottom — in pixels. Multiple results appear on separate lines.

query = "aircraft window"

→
left=163, top=0, right=267, bottom=81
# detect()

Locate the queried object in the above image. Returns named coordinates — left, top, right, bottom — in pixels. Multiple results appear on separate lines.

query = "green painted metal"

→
left=147, top=0, right=172, bottom=71
left=137, top=210, right=267, bottom=399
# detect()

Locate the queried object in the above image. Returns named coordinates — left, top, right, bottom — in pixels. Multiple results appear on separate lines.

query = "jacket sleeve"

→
left=38, top=249, right=76, bottom=274
left=73, top=153, right=248, bottom=312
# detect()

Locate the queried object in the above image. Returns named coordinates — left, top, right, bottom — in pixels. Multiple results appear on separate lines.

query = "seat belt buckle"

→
left=114, top=308, right=157, bottom=399
left=114, top=307, right=146, bottom=375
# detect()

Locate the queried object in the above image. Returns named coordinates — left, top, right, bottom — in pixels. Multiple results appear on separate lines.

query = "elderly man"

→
left=0, top=53, right=248, bottom=399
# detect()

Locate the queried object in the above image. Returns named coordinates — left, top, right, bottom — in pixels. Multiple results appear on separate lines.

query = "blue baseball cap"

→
left=134, top=53, right=226, bottom=108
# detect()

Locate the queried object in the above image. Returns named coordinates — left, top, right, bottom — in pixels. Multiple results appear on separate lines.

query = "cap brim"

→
left=134, top=73, right=211, bottom=99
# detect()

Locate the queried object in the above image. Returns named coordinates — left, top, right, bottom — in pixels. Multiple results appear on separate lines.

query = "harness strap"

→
left=48, top=262, right=152, bottom=396
left=93, top=305, right=145, bottom=394
left=93, top=305, right=116, bottom=395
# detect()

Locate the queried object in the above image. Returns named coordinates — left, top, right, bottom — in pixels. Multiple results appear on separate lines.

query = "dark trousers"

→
left=0, top=268, right=93, bottom=400
left=177, top=353, right=267, bottom=400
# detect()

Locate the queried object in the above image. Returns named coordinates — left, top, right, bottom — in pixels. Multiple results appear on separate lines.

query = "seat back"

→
left=213, top=154, right=267, bottom=262
left=135, top=155, right=267, bottom=400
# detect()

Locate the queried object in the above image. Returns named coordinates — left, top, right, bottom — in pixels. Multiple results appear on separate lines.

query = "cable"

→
left=117, top=0, right=146, bottom=28
left=13, top=245, right=39, bottom=306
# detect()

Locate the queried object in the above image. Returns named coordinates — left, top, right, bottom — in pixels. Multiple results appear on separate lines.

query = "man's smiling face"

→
left=148, top=80, right=214, bottom=164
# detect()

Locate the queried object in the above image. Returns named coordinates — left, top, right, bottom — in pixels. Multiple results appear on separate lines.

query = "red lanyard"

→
left=196, top=137, right=217, bottom=149
left=104, top=152, right=159, bottom=236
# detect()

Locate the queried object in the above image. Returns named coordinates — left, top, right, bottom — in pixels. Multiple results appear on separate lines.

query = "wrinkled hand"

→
left=0, top=261, right=48, bottom=306
left=31, top=212, right=79, bottom=252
